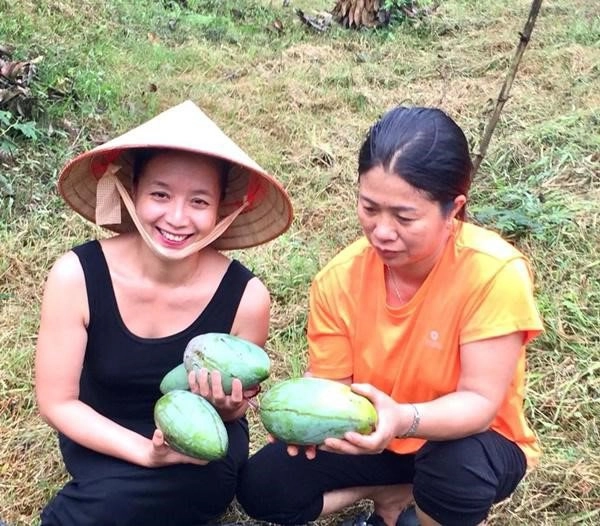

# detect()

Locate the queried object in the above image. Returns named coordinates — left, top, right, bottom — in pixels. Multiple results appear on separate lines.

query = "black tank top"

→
left=59, top=240, right=253, bottom=473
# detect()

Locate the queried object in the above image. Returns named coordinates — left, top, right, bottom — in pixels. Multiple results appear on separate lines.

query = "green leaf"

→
left=0, top=110, right=12, bottom=126
left=13, top=121, right=38, bottom=140
left=0, top=138, right=17, bottom=157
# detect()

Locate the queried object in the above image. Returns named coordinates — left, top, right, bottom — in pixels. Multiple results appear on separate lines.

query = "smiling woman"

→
left=34, top=100, right=293, bottom=526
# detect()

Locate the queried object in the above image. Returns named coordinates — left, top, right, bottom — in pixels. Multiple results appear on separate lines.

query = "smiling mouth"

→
left=157, top=228, right=192, bottom=242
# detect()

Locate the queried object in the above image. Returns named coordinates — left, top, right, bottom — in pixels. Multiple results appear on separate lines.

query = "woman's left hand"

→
left=319, top=383, right=404, bottom=455
left=188, top=368, right=251, bottom=421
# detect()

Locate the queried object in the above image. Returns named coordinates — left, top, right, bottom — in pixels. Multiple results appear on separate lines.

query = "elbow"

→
left=35, top=393, right=54, bottom=425
left=35, top=388, right=63, bottom=428
left=472, top=405, right=499, bottom=434
left=462, top=393, right=500, bottom=435
left=473, top=420, right=494, bottom=434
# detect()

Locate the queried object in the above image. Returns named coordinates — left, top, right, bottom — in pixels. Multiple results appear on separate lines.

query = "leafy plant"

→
left=0, top=109, right=40, bottom=157
left=471, top=185, right=574, bottom=241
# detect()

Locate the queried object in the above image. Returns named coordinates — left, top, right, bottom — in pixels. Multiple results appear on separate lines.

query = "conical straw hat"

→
left=58, top=100, right=293, bottom=250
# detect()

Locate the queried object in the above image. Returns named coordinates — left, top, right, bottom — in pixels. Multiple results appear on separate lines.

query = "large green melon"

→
left=259, top=377, right=378, bottom=445
left=182, top=332, right=270, bottom=394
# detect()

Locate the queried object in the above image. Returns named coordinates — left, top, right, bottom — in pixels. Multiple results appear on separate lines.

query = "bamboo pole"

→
left=471, top=0, right=544, bottom=178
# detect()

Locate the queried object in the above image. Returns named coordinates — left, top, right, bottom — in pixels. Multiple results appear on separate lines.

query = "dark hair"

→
left=358, top=107, right=472, bottom=219
left=132, top=148, right=229, bottom=201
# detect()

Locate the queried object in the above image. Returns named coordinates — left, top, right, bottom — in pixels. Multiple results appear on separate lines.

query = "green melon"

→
left=183, top=332, right=270, bottom=394
left=259, top=377, right=378, bottom=445
left=159, top=363, right=189, bottom=394
left=154, top=390, right=228, bottom=461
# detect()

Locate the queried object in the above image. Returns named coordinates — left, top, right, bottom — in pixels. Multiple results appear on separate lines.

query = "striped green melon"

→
left=183, top=333, right=270, bottom=394
left=154, top=390, right=228, bottom=461
left=259, top=377, right=378, bottom=445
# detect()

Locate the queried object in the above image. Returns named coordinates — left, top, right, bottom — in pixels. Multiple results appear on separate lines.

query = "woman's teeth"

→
left=160, top=229, right=188, bottom=242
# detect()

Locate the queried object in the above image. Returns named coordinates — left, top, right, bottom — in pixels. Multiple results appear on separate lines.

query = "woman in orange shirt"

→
left=238, top=106, right=543, bottom=526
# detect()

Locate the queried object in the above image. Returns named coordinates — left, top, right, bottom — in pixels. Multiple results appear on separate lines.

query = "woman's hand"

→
left=147, top=429, right=209, bottom=467
left=267, top=433, right=319, bottom=460
left=319, top=383, right=409, bottom=455
left=188, top=368, right=252, bottom=421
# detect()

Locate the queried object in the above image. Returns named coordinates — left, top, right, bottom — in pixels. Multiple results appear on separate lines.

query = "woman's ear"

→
left=450, top=194, right=467, bottom=220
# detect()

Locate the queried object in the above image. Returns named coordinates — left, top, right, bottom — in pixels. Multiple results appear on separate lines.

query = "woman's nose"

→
left=165, top=200, right=187, bottom=226
left=373, top=217, right=398, bottom=241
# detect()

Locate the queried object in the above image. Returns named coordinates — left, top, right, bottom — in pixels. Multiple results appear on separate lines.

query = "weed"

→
left=0, top=110, right=40, bottom=157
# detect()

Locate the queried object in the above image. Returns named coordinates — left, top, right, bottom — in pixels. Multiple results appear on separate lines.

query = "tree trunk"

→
left=332, top=0, right=383, bottom=29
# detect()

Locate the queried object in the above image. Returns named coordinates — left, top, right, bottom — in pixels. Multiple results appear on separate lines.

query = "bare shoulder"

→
left=41, top=249, right=88, bottom=324
left=244, top=275, right=270, bottom=300
left=46, top=249, right=85, bottom=288
left=240, top=275, right=271, bottom=316
left=233, top=276, right=271, bottom=346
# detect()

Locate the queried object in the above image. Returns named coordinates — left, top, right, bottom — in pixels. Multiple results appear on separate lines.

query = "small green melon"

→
left=154, top=390, right=228, bottom=461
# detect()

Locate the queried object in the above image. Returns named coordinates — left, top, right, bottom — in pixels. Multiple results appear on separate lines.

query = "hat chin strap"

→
left=96, top=165, right=248, bottom=261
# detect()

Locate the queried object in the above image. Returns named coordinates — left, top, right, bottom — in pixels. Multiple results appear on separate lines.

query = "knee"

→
left=413, top=438, right=497, bottom=526
left=237, top=445, right=315, bottom=524
left=41, top=481, right=127, bottom=525
left=236, top=457, right=280, bottom=521
left=235, top=461, right=257, bottom=516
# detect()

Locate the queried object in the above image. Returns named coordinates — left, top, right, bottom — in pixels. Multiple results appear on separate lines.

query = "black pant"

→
left=237, top=430, right=527, bottom=526
left=41, top=420, right=249, bottom=526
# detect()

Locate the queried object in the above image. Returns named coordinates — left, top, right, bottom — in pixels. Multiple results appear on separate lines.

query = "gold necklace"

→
left=386, top=265, right=402, bottom=301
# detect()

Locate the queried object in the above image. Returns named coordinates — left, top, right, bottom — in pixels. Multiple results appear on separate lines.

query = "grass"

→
left=1, top=0, right=599, bottom=524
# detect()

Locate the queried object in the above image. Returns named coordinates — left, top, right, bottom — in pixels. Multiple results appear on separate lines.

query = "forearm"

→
left=40, top=400, right=154, bottom=467
left=397, top=390, right=497, bottom=441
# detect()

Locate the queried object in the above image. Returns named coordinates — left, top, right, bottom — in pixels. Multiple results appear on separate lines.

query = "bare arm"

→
left=408, top=331, right=524, bottom=438
left=35, top=252, right=205, bottom=467
left=230, top=276, right=271, bottom=346
left=323, top=331, right=524, bottom=453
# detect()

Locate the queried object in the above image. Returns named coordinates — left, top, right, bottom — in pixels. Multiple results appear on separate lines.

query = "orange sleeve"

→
left=306, top=277, right=354, bottom=379
left=460, top=257, right=543, bottom=345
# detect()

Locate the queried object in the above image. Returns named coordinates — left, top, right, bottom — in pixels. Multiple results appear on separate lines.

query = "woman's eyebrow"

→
left=149, top=180, right=215, bottom=196
left=359, top=194, right=418, bottom=213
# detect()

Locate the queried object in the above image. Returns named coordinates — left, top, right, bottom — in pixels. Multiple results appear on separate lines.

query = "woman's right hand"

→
left=148, top=429, right=209, bottom=467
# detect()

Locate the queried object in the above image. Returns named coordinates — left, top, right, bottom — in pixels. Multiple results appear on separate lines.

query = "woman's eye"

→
left=192, top=198, right=209, bottom=206
left=151, top=191, right=168, bottom=199
left=396, top=216, right=413, bottom=223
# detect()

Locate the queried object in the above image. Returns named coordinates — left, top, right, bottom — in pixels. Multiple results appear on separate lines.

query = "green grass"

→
left=1, top=0, right=599, bottom=524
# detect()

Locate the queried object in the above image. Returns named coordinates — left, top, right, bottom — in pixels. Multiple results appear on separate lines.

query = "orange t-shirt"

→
left=307, top=221, right=544, bottom=466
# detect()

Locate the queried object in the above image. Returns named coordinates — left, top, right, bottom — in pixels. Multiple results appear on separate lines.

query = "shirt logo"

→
left=426, top=329, right=442, bottom=349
